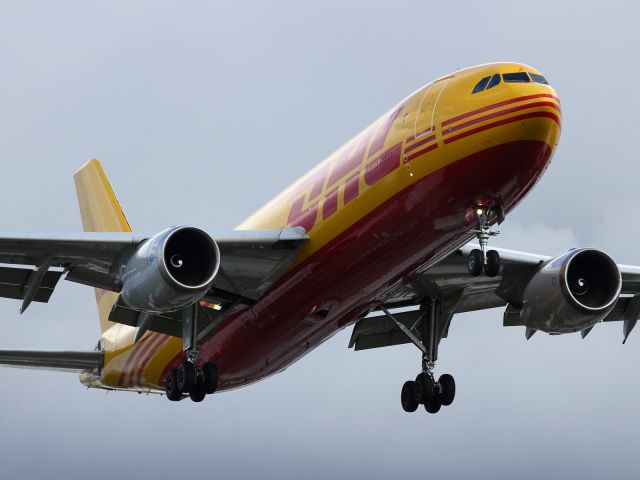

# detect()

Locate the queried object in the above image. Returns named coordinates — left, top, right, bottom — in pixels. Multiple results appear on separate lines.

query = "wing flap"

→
left=0, top=266, right=63, bottom=303
left=108, top=299, right=224, bottom=339
left=349, top=310, right=420, bottom=351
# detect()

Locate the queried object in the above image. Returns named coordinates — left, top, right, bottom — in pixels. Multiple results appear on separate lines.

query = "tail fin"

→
left=74, top=159, right=132, bottom=334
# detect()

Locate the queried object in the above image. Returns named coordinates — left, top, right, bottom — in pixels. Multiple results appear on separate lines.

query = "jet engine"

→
left=120, top=226, right=220, bottom=313
left=520, top=249, right=621, bottom=334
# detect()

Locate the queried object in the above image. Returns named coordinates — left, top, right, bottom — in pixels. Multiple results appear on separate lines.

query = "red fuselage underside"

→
left=162, top=140, right=552, bottom=389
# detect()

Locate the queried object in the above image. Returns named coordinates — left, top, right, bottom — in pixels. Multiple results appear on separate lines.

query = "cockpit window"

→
left=472, top=76, right=490, bottom=94
left=486, top=74, right=501, bottom=90
left=529, top=73, right=549, bottom=85
left=502, top=72, right=530, bottom=83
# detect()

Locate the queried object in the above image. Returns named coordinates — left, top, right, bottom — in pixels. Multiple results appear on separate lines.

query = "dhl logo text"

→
left=286, top=106, right=404, bottom=232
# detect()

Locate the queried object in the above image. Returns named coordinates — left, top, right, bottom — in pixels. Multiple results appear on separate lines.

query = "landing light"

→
left=199, top=300, right=223, bottom=311
left=476, top=208, right=484, bottom=216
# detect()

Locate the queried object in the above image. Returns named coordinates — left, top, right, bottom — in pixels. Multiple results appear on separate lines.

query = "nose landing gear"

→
left=468, top=203, right=502, bottom=277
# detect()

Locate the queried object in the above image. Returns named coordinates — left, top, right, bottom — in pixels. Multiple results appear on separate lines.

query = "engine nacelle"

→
left=120, top=226, right=220, bottom=313
left=520, top=248, right=621, bottom=334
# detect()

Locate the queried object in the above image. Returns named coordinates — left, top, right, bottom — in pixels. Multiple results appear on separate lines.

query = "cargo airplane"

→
left=1, top=62, right=637, bottom=414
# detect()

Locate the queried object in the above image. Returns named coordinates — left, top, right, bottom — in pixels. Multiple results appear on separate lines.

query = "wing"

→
left=0, top=228, right=307, bottom=339
left=349, top=244, right=640, bottom=350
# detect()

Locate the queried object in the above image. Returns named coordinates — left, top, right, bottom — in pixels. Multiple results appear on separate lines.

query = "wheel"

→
left=165, top=369, right=182, bottom=401
left=425, top=397, right=442, bottom=414
left=484, top=250, right=500, bottom=277
left=401, top=381, right=419, bottom=412
left=438, top=374, right=456, bottom=406
left=467, top=249, right=483, bottom=276
left=414, top=372, right=434, bottom=404
left=202, top=362, right=219, bottom=394
left=176, top=361, right=196, bottom=393
left=189, top=384, right=207, bottom=403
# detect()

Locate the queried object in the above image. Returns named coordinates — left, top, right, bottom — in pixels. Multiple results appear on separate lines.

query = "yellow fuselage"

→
left=88, top=62, right=561, bottom=393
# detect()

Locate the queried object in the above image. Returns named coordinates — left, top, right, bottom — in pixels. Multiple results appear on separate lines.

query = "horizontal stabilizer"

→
left=0, top=350, right=103, bottom=371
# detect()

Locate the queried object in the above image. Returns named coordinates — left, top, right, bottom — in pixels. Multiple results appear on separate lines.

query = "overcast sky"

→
left=0, top=1, right=638, bottom=479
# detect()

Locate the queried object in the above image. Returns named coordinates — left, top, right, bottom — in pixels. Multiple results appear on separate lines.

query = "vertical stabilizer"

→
left=74, top=159, right=131, bottom=333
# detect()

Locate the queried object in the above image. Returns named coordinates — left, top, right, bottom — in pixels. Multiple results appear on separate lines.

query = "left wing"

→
left=350, top=244, right=640, bottom=350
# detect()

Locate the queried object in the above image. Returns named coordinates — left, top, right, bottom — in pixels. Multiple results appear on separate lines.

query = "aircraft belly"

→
left=132, top=139, right=553, bottom=392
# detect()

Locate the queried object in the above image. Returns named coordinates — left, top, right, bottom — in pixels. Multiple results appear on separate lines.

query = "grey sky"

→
left=0, top=1, right=638, bottom=478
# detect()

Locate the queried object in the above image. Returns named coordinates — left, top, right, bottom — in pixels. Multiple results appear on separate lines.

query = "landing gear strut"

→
left=382, top=295, right=458, bottom=415
left=468, top=202, right=502, bottom=277
left=165, top=303, right=219, bottom=402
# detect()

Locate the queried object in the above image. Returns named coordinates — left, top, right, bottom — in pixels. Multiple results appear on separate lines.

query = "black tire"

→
left=425, top=397, right=442, bottom=414
left=165, top=369, right=182, bottom=401
left=438, top=374, right=456, bottom=406
left=202, top=362, right=219, bottom=395
left=176, top=361, right=196, bottom=393
left=467, top=249, right=483, bottom=276
left=414, top=372, right=434, bottom=404
left=189, top=384, right=207, bottom=403
left=484, top=250, right=500, bottom=277
left=401, top=381, right=419, bottom=412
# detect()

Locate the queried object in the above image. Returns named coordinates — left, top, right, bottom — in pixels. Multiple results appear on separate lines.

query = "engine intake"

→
left=563, top=250, right=620, bottom=311
left=520, top=249, right=621, bottom=333
left=120, top=226, right=220, bottom=313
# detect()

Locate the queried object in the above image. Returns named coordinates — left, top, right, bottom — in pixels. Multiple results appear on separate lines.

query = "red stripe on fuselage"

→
left=133, top=334, right=167, bottom=387
left=407, top=126, right=435, bottom=143
left=441, top=93, right=560, bottom=127
left=125, top=333, right=162, bottom=387
left=404, top=133, right=436, bottom=154
left=443, top=101, right=560, bottom=136
left=118, top=333, right=153, bottom=387
left=443, top=111, right=560, bottom=145
left=406, top=142, right=438, bottom=162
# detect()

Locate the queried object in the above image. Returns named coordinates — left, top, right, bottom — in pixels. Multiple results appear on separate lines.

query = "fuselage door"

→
left=413, top=76, right=452, bottom=139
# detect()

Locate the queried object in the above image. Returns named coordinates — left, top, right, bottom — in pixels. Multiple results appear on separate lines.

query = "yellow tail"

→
left=74, top=159, right=131, bottom=334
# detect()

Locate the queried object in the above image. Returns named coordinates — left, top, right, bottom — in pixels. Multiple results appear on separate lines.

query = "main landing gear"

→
left=467, top=202, right=503, bottom=278
left=165, top=361, right=219, bottom=402
left=381, top=296, right=458, bottom=415
left=401, top=364, right=456, bottom=414
left=165, top=303, right=219, bottom=402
